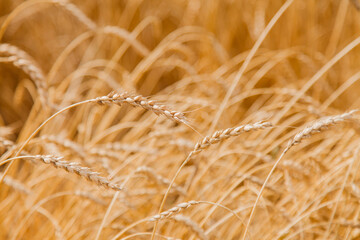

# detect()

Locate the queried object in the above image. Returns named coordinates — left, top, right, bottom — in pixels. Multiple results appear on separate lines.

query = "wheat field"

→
left=1, top=0, right=360, bottom=239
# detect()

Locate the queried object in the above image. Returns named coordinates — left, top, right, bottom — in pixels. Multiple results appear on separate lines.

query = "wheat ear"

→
left=94, top=92, right=187, bottom=124
left=286, top=109, right=358, bottom=152
left=0, top=43, right=48, bottom=106
left=33, top=155, right=122, bottom=191
left=171, top=215, right=208, bottom=240
left=148, top=201, right=200, bottom=221
left=186, top=121, right=273, bottom=164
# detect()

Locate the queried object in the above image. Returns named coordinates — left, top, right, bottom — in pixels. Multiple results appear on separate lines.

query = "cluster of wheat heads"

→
left=1, top=0, right=360, bottom=239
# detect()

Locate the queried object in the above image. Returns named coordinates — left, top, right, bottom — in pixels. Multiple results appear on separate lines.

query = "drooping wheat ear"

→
left=40, top=135, right=86, bottom=158
left=33, top=155, right=122, bottom=191
left=148, top=201, right=200, bottom=221
left=135, top=166, right=186, bottom=195
left=53, top=0, right=96, bottom=30
left=171, top=215, right=208, bottom=240
left=0, top=172, right=32, bottom=194
left=94, top=92, right=188, bottom=124
left=286, top=109, right=358, bottom=152
left=0, top=43, right=48, bottom=106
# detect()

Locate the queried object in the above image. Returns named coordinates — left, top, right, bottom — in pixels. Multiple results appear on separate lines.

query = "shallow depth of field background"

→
left=1, top=0, right=360, bottom=239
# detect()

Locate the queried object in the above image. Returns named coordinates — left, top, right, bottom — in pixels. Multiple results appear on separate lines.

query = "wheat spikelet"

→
left=171, top=215, right=208, bottom=240
left=33, top=155, right=122, bottom=191
left=148, top=201, right=200, bottom=221
left=94, top=92, right=187, bottom=124
left=0, top=43, right=48, bottom=107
